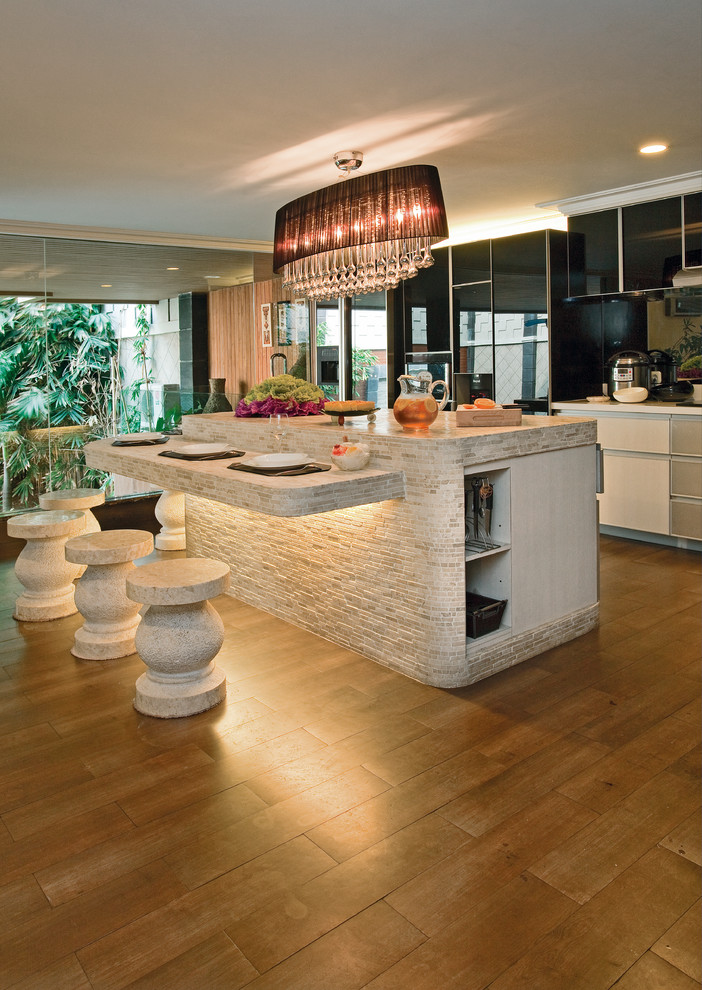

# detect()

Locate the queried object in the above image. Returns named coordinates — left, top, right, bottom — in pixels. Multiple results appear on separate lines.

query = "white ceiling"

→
left=1, top=0, right=700, bottom=249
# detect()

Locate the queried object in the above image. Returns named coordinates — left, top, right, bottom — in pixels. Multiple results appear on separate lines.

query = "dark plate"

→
left=323, top=407, right=379, bottom=417
left=158, top=449, right=244, bottom=461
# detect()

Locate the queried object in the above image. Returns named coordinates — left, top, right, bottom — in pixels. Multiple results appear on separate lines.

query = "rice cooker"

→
left=606, top=350, right=651, bottom=396
left=647, top=349, right=677, bottom=386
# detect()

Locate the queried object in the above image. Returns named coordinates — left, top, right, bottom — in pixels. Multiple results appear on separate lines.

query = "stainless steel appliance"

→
left=405, top=351, right=452, bottom=402
left=606, top=350, right=651, bottom=395
left=454, top=372, right=493, bottom=406
left=647, top=349, right=677, bottom=387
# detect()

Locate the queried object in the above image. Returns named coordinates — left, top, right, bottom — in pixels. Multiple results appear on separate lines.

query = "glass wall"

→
left=0, top=233, right=253, bottom=513
left=351, top=291, right=387, bottom=408
left=315, top=299, right=342, bottom=400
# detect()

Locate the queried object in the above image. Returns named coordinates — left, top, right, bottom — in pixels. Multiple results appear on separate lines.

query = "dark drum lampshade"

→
left=273, top=164, right=449, bottom=299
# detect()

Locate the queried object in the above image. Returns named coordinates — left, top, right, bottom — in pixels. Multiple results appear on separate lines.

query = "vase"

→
left=202, top=378, right=232, bottom=414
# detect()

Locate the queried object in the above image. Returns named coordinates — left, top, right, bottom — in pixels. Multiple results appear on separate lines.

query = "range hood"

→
left=672, top=267, right=702, bottom=288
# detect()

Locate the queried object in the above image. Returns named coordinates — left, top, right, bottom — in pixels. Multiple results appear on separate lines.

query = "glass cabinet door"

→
left=568, top=209, right=619, bottom=295
left=623, top=197, right=682, bottom=291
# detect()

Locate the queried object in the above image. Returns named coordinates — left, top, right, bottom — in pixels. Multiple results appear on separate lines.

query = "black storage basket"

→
left=466, top=592, right=507, bottom=638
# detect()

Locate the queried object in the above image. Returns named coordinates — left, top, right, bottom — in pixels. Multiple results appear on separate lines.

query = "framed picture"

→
left=277, top=302, right=293, bottom=346
left=261, top=303, right=272, bottom=347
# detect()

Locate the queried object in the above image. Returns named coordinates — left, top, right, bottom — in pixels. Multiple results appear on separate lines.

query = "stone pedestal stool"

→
left=7, top=510, right=86, bottom=621
left=126, top=558, right=230, bottom=718
left=154, top=490, right=186, bottom=550
left=39, top=488, right=106, bottom=575
left=64, top=529, right=155, bottom=660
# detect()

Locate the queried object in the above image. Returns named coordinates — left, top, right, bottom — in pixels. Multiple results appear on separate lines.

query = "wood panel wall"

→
left=208, top=278, right=309, bottom=406
left=207, top=283, right=255, bottom=403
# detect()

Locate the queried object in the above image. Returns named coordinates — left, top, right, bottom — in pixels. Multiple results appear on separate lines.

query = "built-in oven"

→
left=405, top=351, right=452, bottom=402
left=453, top=372, right=494, bottom=407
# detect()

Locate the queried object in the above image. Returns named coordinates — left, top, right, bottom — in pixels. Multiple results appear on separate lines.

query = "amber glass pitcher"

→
left=393, top=371, right=449, bottom=431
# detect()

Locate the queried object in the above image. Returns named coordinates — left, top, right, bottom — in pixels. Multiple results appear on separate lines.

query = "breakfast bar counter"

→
left=85, top=410, right=599, bottom=687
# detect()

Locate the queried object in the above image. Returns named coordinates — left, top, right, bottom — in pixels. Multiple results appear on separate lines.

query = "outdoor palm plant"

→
left=0, top=298, right=118, bottom=508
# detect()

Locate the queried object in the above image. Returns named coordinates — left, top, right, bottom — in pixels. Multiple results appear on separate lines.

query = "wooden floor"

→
left=0, top=535, right=700, bottom=990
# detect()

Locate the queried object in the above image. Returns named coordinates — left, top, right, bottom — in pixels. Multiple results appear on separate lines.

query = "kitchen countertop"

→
left=552, top=399, right=702, bottom=415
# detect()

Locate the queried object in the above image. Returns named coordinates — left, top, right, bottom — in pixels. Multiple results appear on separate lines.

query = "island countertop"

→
left=85, top=410, right=596, bottom=517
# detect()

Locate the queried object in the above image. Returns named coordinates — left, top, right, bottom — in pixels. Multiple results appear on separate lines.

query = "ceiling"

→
left=1, top=0, right=700, bottom=301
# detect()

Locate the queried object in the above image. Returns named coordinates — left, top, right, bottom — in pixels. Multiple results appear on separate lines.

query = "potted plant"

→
left=670, top=317, right=702, bottom=378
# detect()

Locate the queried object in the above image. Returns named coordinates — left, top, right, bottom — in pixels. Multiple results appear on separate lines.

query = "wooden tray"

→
left=456, top=407, right=523, bottom=427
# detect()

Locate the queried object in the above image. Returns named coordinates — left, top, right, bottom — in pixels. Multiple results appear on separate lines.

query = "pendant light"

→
left=273, top=154, right=449, bottom=299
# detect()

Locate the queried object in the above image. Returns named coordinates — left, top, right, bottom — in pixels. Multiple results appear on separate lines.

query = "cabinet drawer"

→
left=671, top=418, right=702, bottom=457
left=596, top=415, right=669, bottom=454
left=671, top=500, right=702, bottom=540
left=671, top=458, right=702, bottom=499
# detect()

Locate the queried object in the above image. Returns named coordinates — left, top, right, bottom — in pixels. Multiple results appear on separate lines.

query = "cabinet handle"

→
left=596, top=443, right=604, bottom=493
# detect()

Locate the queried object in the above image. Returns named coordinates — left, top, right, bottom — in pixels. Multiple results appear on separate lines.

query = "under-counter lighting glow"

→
left=639, top=143, right=668, bottom=154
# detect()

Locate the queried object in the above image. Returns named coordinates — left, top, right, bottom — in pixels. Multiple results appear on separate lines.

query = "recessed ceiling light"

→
left=166, top=267, right=180, bottom=271
left=639, top=143, right=668, bottom=154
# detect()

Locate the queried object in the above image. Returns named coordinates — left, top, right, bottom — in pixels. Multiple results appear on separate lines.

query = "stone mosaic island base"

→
left=85, top=410, right=599, bottom=688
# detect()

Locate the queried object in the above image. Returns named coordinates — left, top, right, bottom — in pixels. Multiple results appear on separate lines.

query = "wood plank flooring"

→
left=0, top=535, right=700, bottom=989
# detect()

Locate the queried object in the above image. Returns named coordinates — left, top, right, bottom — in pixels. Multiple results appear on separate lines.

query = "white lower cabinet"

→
left=599, top=452, right=670, bottom=534
left=553, top=405, right=701, bottom=546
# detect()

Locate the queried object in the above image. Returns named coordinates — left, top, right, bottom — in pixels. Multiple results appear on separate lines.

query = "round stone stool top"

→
left=39, top=488, right=106, bottom=511
left=126, top=558, right=230, bottom=606
left=7, top=509, right=86, bottom=541
left=65, top=529, right=154, bottom=566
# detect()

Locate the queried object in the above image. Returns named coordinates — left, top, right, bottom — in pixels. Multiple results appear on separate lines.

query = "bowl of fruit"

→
left=330, top=436, right=371, bottom=471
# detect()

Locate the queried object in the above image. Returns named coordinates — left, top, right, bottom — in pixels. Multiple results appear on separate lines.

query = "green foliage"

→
left=353, top=347, right=377, bottom=382
left=0, top=298, right=117, bottom=508
left=123, top=303, right=155, bottom=430
left=669, top=317, right=702, bottom=368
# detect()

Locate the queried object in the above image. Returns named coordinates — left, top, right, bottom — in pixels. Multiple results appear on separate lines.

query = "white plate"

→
left=175, top=442, right=232, bottom=455
left=113, top=432, right=164, bottom=442
left=247, top=452, right=310, bottom=469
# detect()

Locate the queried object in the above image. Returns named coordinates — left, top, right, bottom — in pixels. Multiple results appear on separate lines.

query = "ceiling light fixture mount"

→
left=273, top=159, right=448, bottom=299
left=333, top=150, right=364, bottom=177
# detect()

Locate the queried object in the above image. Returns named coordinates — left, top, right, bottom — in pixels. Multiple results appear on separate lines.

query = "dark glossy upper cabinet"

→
left=684, top=191, right=701, bottom=269
left=623, top=197, right=682, bottom=290
left=567, top=209, right=619, bottom=295
left=568, top=193, right=699, bottom=296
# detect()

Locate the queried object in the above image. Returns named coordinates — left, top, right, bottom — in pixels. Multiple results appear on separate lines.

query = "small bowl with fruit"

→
left=330, top=436, right=371, bottom=471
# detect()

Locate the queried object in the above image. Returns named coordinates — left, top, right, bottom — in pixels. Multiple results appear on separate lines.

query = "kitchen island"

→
left=85, top=410, right=599, bottom=688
